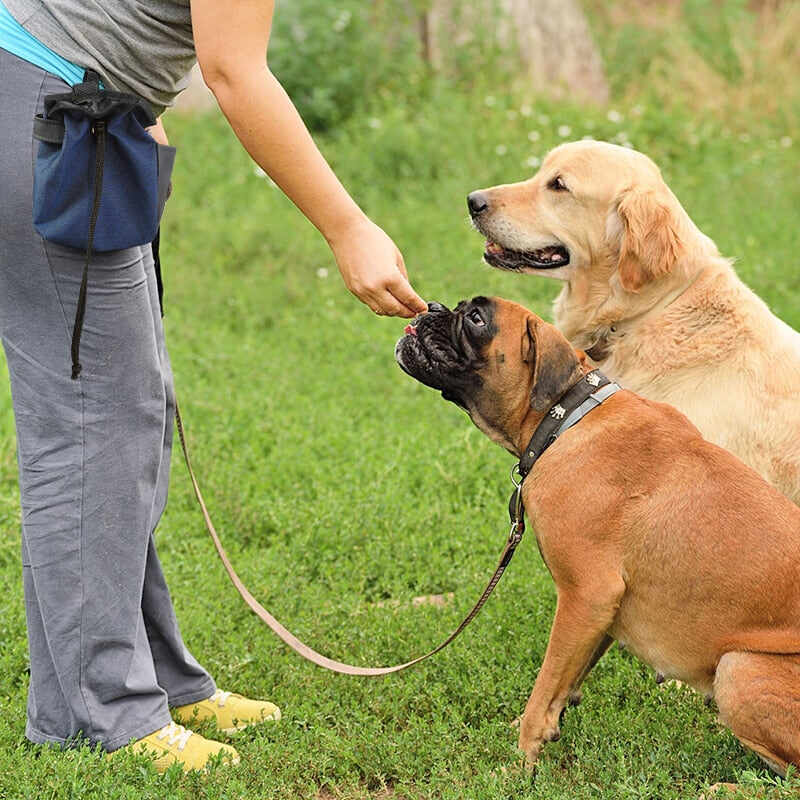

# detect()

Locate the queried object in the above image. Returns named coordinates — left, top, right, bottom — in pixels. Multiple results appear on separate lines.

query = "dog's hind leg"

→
left=713, top=651, right=800, bottom=776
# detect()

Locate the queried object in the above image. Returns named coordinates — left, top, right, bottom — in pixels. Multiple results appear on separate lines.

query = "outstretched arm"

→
left=191, top=0, right=426, bottom=318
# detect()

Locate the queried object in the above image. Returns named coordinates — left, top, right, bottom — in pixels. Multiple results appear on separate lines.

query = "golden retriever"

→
left=467, top=140, right=800, bottom=504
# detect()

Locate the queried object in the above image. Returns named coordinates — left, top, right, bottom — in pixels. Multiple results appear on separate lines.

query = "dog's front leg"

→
left=519, top=583, right=623, bottom=765
left=566, top=633, right=613, bottom=707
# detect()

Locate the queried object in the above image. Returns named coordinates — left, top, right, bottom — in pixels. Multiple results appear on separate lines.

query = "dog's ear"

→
left=615, top=185, right=684, bottom=293
left=525, top=316, right=582, bottom=412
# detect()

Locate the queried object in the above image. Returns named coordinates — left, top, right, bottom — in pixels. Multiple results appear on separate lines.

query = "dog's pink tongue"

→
left=404, top=324, right=417, bottom=336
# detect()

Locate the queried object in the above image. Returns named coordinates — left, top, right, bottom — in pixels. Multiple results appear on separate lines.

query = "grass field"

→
left=1, top=10, right=799, bottom=800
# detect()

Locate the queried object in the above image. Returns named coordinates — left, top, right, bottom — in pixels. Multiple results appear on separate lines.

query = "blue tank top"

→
left=0, top=0, right=81, bottom=85
left=1, top=0, right=195, bottom=115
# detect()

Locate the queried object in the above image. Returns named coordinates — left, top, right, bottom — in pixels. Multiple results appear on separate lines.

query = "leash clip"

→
left=508, top=518, right=524, bottom=545
left=510, top=462, right=523, bottom=489
left=508, top=463, right=526, bottom=544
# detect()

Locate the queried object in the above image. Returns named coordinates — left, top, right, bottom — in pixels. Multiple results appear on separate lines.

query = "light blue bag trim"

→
left=0, top=0, right=83, bottom=86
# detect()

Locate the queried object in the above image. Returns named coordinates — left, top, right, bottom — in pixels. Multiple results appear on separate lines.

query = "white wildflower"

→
left=607, top=109, right=623, bottom=123
left=484, top=95, right=496, bottom=107
left=527, top=130, right=541, bottom=142
left=780, top=136, right=793, bottom=148
left=316, top=267, right=329, bottom=279
left=367, top=117, right=382, bottom=129
left=520, top=103, right=533, bottom=117
left=495, top=144, right=508, bottom=156
left=537, top=113, right=550, bottom=124
left=557, top=124, right=572, bottom=138
left=332, top=10, right=351, bottom=32
left=524, top=155, right=541, bottom=169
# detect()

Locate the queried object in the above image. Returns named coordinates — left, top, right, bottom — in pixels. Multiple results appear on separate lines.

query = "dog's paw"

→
left=517, top=731, right=542, bottom=766
left=518, top=717, right=560, bottom=767
left=519, top=742, right=542, bottom=770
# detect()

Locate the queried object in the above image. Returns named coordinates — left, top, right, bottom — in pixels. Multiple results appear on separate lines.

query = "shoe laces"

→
left=156, top=721, right=193, bottom=751
left=209, top=689, right=232, bottom=708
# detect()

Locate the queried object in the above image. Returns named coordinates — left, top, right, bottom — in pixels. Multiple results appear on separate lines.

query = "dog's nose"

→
left=467, top=191, right=489, bottom=217
left=427, top=301, right=447, bottom=314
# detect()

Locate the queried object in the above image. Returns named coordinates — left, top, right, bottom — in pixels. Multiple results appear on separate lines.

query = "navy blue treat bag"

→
left=32, top=70, right=175, bottom=378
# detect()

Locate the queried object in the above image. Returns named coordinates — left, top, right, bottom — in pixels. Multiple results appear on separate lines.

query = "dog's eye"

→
left=547, top=175, right=568, bottom=192
left=467, top=309, right=485, bottom=327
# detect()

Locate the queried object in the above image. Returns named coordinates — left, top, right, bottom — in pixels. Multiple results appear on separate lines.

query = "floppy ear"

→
left=615, top=186, right=684, bottom=293
left=526, top=317, right=582, bottom=412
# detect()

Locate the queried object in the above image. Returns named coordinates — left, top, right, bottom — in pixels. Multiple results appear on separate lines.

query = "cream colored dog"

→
left=467, top=140, right=800, bottom=504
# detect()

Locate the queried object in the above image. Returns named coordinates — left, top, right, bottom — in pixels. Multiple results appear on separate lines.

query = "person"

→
left=0, top=0, right=427, bottom=773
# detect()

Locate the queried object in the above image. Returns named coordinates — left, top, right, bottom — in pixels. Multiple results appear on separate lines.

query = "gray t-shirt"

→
left=6, top=0, right=196, bottom=115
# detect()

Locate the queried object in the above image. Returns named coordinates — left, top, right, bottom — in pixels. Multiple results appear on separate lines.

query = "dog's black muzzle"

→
left=395, top=299, right=489, bottom=407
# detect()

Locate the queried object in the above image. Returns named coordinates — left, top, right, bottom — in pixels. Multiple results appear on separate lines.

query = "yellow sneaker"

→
left=173, top=689, right=281, bottom=734
left=114, top=720, right=240, bottom=773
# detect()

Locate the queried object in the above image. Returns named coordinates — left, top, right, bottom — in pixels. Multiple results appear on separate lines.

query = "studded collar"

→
left=507, top=370, right=621, bottom=531
left=518, top=370, right=620, bottom=479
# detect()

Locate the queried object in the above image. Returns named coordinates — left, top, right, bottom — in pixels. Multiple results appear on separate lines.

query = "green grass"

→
left=1, top=74, right=799, bottom=800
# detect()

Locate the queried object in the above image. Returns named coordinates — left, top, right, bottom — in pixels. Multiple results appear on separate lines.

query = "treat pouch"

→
left=32, top=71, right=175, bottom=251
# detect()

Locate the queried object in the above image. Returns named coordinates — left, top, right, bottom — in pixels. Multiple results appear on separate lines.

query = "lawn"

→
left=1, top=17, right=799, bottom=800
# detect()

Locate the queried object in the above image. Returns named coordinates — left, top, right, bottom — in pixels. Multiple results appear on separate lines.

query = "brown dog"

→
left=467, top=141, right=800, bottom=505
left=396, top=296, right=800, bottom=776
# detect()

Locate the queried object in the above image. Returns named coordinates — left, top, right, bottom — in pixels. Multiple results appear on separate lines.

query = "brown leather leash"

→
left=174, top=402, right=525, bottom=676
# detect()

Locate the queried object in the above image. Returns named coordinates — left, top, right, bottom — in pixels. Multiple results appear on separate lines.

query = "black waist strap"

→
left=33, top=115, right=64, bottom=144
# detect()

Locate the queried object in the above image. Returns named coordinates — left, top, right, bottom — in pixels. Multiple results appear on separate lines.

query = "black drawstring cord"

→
left=71, top=119, right=106, bottom=380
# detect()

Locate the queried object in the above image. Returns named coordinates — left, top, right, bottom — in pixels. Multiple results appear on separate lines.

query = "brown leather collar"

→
left=517, top=370, right=613, bottom=479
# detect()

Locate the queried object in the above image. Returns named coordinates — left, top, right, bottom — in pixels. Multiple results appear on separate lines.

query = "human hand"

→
left=145, top=117, right=169, bottom=146
left=329, top=217, right=426, bottom=318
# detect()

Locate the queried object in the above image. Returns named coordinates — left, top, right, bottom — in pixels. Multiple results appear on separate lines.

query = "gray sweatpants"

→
left=0, top=48, right=215, bottom=751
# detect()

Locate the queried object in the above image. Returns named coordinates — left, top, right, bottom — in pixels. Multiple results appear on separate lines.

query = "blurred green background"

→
left=0, top=1, right=798, bottom=798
